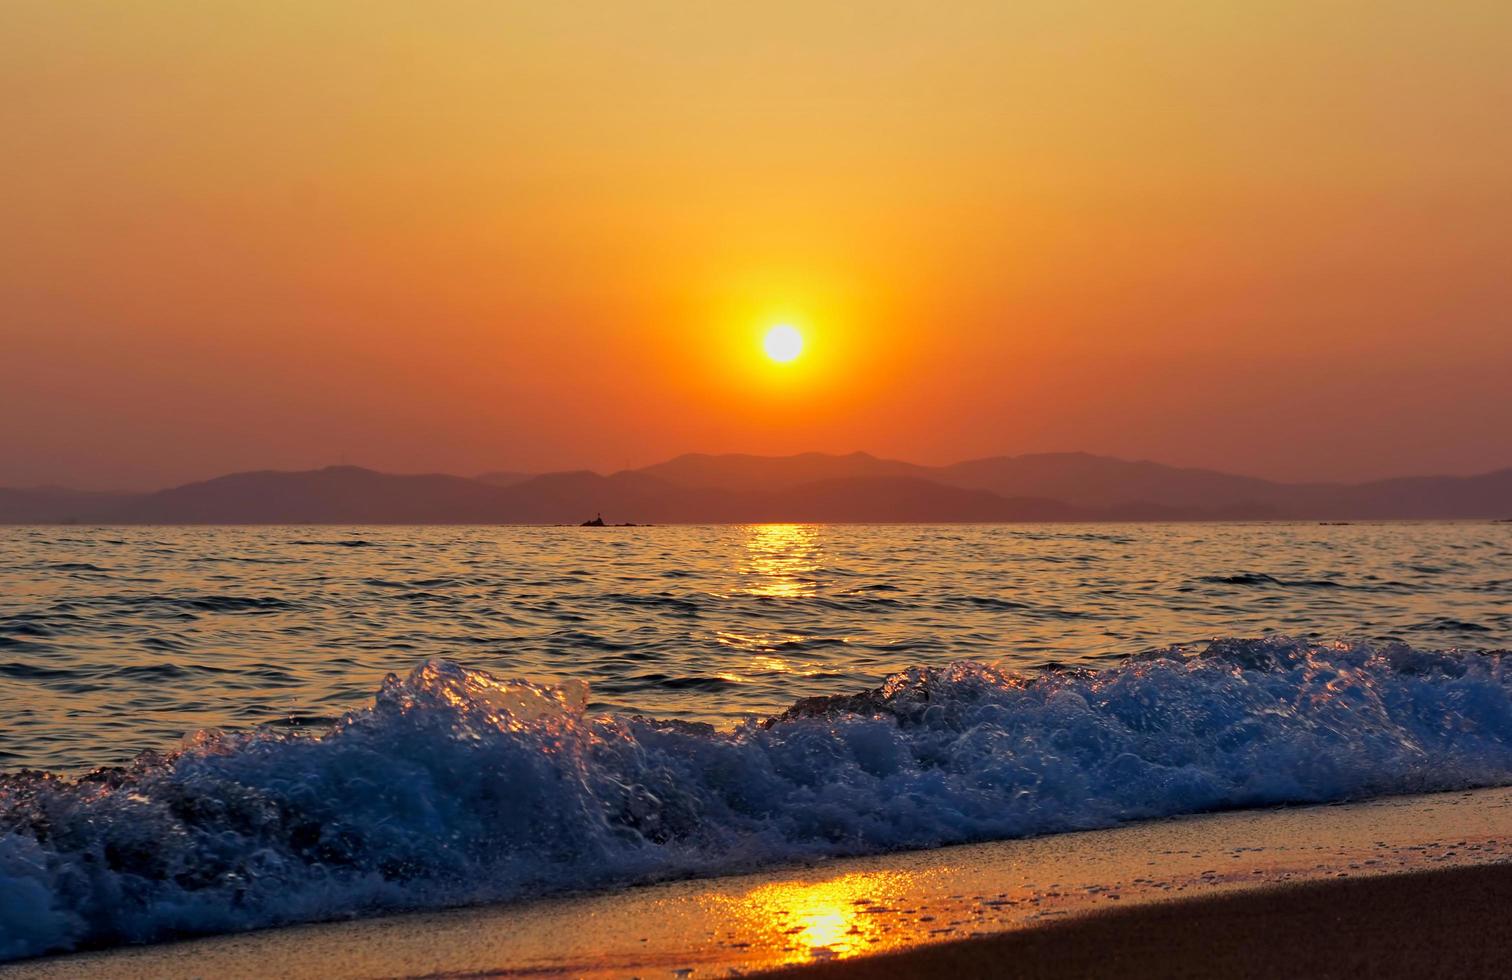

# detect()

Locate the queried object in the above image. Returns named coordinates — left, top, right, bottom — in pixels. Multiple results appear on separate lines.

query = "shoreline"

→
left=753, top=862, right=1512, bottom=979
left=5, top=786, right=1509, bottom=979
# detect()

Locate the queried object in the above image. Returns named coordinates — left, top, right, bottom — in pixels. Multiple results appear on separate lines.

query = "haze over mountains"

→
left=2, top=452, right=1509, bottom=524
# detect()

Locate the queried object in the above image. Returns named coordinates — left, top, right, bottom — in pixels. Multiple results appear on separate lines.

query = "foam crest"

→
left=2, top=638, right=1509, bottom=960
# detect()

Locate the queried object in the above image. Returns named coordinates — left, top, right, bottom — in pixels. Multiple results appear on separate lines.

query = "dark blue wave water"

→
left=1, top=644, right=1510, bottom=960
left=1, top=523, right=1509, bottom=772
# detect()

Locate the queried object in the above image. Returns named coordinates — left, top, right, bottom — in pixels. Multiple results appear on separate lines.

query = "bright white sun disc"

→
left=763, top=324, right=804, bottom=362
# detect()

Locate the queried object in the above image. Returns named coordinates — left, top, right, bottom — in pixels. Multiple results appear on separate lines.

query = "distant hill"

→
left=1311, top=470, right=1512, bottom=520
left=633, top=451, right=926, bottom=492
left=111, top=466, right=518, bottom=524
left=928, top=452, right=1305, bottom=510
left=488, top=470, right=712, bottom=524
left=473, top=470, right=533, bottom=488
left=475, top=472, right=1085, bottom=524
left=625, top=452, right=1512, bottom=520
left=725, top=477, right=1083, bottom=523
left=1, top=454, right=1508, bottom=524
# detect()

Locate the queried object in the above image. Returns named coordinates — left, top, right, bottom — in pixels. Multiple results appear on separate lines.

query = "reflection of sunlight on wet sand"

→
left=740, top=524, right=821, bottom=598
left=724, top=871, right=918, bottom=963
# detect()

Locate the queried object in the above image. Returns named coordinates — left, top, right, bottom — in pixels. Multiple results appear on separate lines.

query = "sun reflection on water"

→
left=725, top=871, right=918, bottom=963
left=739, top=524, right=822, bottom=598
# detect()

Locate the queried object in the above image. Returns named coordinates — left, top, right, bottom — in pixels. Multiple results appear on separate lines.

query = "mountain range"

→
left=2, top=452, right=1509, bottom=524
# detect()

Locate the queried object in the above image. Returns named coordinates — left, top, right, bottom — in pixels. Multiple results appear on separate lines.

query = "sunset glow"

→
left=2, top=2, right=1510, bottom=490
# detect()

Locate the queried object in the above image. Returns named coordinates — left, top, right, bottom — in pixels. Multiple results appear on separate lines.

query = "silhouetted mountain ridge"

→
left=1, top=454, right=1508, bottom=523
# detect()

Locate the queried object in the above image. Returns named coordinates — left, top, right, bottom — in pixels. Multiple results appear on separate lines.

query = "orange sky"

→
left=3, top=1, right=1510, bottom=490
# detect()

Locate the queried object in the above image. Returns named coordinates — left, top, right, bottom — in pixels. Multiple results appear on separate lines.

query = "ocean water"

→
left=2, top=523, right=1507, bottom=772
left=1, top=522, right=1510, bottom=959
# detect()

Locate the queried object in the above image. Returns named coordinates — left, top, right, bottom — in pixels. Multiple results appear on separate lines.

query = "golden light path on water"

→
left=738, top=523, right=823, bottom=599
left=718, top=525, right=919, bottom=962
left=713, top=523, right=831, bottom=682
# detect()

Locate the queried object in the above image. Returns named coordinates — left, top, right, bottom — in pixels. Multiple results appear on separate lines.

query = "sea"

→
left=1, top=522, right=1510, bottom=960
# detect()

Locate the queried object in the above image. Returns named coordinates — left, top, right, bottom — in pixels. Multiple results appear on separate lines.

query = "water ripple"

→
left=0, top=521, right=1508, bottom=771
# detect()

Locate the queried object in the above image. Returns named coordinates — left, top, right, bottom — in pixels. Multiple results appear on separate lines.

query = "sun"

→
left=763, top=324, right=804, bottom=363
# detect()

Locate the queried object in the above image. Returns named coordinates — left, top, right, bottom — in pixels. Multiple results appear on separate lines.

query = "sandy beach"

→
left=5, top=786, right=1507, bottom=980
left=754, top=862, right=1512, bottom=979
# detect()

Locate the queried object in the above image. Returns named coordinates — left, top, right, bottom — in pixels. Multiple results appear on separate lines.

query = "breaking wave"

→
left=2, top=637, right=1510, bottom=960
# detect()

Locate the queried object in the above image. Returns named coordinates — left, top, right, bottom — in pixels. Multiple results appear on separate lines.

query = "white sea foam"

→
left=2, top=637, right=1509, bottom=960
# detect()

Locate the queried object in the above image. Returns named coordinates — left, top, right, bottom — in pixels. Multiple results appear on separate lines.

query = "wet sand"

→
left=4, top=787, right=1509, bottom=979
left=754, top=863, right=1512, bottom=979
